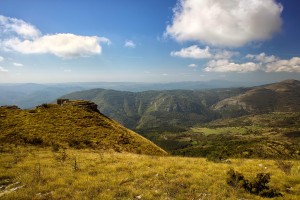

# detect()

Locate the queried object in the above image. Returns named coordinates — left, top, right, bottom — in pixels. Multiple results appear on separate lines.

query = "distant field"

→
left=191, top=126, right=263, bottom=136
left=0, top=147, right=300, bottom=199
left=152, top=112, right=300, bottom=159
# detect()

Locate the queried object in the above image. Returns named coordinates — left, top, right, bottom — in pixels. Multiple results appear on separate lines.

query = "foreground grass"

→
left=1, top=147, right=300, bottom=199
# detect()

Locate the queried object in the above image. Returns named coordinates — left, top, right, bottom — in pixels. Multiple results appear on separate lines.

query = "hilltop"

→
left=0, top=100, right=166, bottom=156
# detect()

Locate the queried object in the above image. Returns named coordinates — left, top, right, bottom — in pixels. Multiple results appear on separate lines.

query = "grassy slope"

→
left=1, top=147, right=300, bottom=199
left=0, top=104, right=166, bottom=156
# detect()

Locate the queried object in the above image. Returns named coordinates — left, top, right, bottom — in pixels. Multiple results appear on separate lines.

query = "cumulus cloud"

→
left=214, top=50, right=239, bottom=60
left=0, top=56, right=3, bottom=62
left=246, top=53, right=279, bottom=63
left=171, top=45, right=238, bottom=59
left=0, top=15, right=40, bottom=39
left=0, top=15, right=110, bottom=58
left=166, top=0, right=283, bottom=47
left=13, top=62, right=24, bottom=67
left=0, top=66, right=8, bottom=72
left=188, top=63, right=197, bottom=68
left=204, top=59, right=260, bottom=72
left=171, top=45, right=212, bottom=59
left=3, top=34, right=110, bottom=58
left=124, top=40, right=136, bottom=48
left=204, top=53, right=300, bottom=73
left=246, top=53, right=300, bottom=72
left=265, top=57, right=300, bottom=72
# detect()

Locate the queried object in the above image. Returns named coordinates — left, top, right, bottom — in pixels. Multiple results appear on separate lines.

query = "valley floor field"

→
left=1, top=147, right=300, bottom=199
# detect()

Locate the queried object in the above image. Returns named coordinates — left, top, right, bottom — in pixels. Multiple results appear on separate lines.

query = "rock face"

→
left=68, top=100, right=100, bottom=113
left=56, top=99, right=100, bottom=113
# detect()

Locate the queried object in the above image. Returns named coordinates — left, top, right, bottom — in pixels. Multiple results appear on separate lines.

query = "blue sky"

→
left=0, top=0, right=300, bottom=83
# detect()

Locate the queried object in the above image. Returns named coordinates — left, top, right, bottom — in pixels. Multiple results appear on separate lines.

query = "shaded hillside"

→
left=62, top=88, right=248, bottom=132
left=213, top=79, right=300, bottom=117
left=0, top=101, right=166, bottom=156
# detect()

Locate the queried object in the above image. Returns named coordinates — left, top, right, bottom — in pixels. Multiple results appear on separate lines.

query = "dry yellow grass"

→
left=0, top=104, right=167, bottom=156
left=1, top=146, right=300, bottom=199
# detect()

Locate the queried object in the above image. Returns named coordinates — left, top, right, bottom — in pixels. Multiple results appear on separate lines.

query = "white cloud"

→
left=0, top=15, right=110, bottom=59
left=2, top=34, right=110, bottom=58
left=171, top=45, right=238, bottom=59
left=204, top=59, right=260, bottom=72
left=13, top=62, right=24, bottom=67
left=204, top=53, right=300, bottom=73
left=166, top=0, right=283, bottom=47
left=214, top=50, right=239, bottom=60
left=246, top=53, right=279, bottom=63
left=124, top=40, right=136, bottom=48
left=188, top=63, right=197, bottom=68
left=0, top=66, right=8, bottom=72
left=0, top=15, right=40, bottom=39
left=265, top=57, right=300, bottom=72
left=0, top=56, right=3, bottom=62
left=171, top=45, right=212, bottom=59
left=245, top=53, right=300, bottom=72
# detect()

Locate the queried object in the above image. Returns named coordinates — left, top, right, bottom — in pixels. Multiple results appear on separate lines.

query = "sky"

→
left=0, top=0, right=300, bottom=83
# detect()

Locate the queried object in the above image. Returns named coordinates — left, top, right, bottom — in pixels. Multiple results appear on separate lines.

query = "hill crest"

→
left=0, top=100, right=167, bottom=156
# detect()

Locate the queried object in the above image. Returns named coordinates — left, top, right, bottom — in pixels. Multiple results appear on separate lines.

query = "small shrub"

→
left=52, top=144, right=60, bottom=152
left=226, top=169, right=248, bottom=189
left=207, top=150, right=229, bottom=163
left=24, top=137, right=43, bottom=145
left=226, top=169, right=282, bottom=198
left=39, top=103, right=51, bottom=108
left=275, top=160, right=293, bottom=175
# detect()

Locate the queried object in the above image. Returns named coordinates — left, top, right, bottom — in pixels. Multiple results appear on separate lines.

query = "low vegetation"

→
left=0, top=103, right=166, bottom=156
left=152, top=112, right=300, bottom=159
left=1, top=146, right=300, bottom=199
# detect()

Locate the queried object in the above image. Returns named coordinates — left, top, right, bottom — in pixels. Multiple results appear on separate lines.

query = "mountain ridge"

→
left=213, top=79, right=300, bottom=117
left=61, top=79, right=300, bottom=132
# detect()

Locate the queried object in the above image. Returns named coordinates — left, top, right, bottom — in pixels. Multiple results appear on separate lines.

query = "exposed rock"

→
left=57, top=99, right=100, bottom=113
left=0, top=105, right=20, bottom=110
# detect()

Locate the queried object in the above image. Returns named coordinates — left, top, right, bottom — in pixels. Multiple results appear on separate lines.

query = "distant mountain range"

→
left=213, top=79, right=300, bottom=117
left=61, top=88, right=247, bottom=132
left=0, top=80, right=266, bottom=109
left=61, top=80, right=300, bottom=133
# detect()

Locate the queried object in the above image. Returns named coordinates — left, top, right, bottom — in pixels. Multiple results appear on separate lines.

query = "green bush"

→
left=226, top=169, right=282, bottom=198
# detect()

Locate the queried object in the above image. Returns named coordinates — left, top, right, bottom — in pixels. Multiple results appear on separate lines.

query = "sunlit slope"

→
left=0, top=101, right=167, bottom=156
left=213, top=79, right=300, bottom=117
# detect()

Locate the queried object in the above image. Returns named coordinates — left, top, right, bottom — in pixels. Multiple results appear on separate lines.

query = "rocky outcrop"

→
left=0, top=105, right=20, bottom=110
left=56, top=99, right=100, bottom=113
